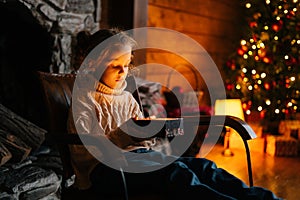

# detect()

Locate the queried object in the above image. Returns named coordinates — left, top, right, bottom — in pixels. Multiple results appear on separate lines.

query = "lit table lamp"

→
left=214, top=99, right=245, bottom=156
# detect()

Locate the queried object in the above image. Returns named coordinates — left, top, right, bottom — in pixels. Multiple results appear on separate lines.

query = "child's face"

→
left=100, top=46, right=132, bottom=89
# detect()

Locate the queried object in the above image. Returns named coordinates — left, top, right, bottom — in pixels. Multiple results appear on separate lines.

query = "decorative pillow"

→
left=135, top=77, right=167, bottom=118
left=163, top=87, right=212, bottom=117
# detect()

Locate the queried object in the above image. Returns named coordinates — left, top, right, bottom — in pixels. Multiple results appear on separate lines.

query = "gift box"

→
left=230, top=132, right=265, bottom=153
left=266, top=135, right=298, bottom=157
left=278, top=120, right=300, bottom=138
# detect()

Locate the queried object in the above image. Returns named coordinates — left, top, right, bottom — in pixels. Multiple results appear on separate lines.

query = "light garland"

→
left=224, top=0, right=300, bottom=121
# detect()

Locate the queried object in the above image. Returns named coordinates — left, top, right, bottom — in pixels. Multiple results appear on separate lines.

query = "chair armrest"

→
left=183, top=115, right=256, bottom=187
left=56, top=117, right=254, bottom=143
left=183, top=115, right=257, bottom=140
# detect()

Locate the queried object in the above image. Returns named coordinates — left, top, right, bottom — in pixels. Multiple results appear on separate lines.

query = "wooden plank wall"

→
left=145, top=0, right=245, bottom=105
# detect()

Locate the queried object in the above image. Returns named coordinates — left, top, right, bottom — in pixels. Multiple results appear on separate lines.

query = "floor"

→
left=202, top=144, right=300, bottom=200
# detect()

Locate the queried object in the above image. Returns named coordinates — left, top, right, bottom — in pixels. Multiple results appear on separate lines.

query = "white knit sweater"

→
left=67, top=79, right=159, bottom=189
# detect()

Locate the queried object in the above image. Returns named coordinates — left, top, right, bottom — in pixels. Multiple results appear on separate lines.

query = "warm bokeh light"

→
left=222, top=0, right=300, bottom=121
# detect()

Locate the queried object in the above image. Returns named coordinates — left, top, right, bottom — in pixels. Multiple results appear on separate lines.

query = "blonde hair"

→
left=74, top=28, right=137, bottom=73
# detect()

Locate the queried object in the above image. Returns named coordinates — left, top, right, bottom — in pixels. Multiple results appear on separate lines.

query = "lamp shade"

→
left=214, top=99, right=245, bottom=121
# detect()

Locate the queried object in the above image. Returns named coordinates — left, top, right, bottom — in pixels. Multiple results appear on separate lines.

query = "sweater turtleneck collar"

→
left=95, top=80, right=127, bottom=95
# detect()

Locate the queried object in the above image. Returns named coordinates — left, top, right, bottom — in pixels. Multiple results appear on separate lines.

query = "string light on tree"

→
left=223, top=0, right=300, bottom=121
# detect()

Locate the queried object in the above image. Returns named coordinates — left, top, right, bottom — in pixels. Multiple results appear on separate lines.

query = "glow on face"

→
left=100, top=46, right=132, bottom=89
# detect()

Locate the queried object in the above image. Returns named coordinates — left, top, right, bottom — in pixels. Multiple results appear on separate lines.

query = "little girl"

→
left=67, top=28, right=281, bottom=199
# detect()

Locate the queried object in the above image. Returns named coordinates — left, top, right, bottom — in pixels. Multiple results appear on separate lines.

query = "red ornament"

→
left=263, top=57, right=271, bottom=63
left=260, top=110, right=265, bottom=119
left=272, top=20, right=283, bottom=32
left=296, top=22, right=300, bottom=31
left=226, top=60, right=232, bottom=67
left=247, top=100, right=252, bottom=107
left=252, top=34, right=257, bottom=42
left=258, top=49, right=266, bottom=57
left=285, top=78, right=290, bottom=88
left=230, top=63, right=236, bottom=70
left=226, top=60, right=236, bottom=70
left=290, top=11, right=295, bottom=16
left=285, top=83, right=289, bottom=88
left=249, top=21, right=258, bottom=28
left=241, top=45, right=248, bottom=52
left=272, top=24, right=279, bottom=32
left=286, top=56, right=297, bottom=65
left=237, top=48, right=244, bottom=56
left=264, top=83, right=270, bottom=90
left=286, top=11, right=295, bottom=19
left=253, top=12, right=261, bottom=20
left=242, top=103, right=248, bottom=110
left=226, top=83, right=234, bottom=91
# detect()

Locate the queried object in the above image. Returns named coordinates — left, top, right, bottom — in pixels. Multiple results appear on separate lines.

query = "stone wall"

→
left=0, top=0, right=102, bottom=129
left=20, top=0, right=101, bottom=73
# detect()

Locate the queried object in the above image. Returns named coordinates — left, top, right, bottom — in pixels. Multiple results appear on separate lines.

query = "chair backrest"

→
left=36, top=71, right=142, bottom=185
left=37, top=71, right=76, bottom=133
left=37, top=71, right=76, bottom=183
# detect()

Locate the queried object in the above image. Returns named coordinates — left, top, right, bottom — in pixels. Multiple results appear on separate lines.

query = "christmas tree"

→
left=223, top=0, right=300, bottom=122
